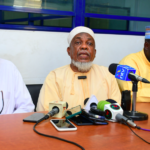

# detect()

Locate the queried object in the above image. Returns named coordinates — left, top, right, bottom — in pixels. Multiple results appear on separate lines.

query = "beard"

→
left=71, top=59, right=93, bottom=72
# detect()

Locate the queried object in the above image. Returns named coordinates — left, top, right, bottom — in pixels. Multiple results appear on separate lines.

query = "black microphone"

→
left=109, top=63, right=150, bottom=83
left=45, top=101, right=68, bottom=119
left=121, top=90, right=131, bottom=111
left=106, top=99, right=117, bottom=103
left=84, top=96, right=105, bottom=116
left=45, top=107, right=60, bottom=119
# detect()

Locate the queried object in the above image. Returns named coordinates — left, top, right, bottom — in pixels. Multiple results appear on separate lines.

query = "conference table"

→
left=0, top=103, right=150, bottom=150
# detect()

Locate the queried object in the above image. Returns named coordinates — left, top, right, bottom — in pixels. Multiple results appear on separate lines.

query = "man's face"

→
left=67, top=33, right=96, bottom=63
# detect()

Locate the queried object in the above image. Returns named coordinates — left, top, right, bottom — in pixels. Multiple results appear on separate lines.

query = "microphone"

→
left=84, top=95, right=98, bottom=111
left=83, top=95, right=105, bottom=116
left=97, top=100, right=123, bottom=122
left=97, top=100, right=137, bottom=127
left=45, top=107, right=59, bottom=119
left=116, top=113, right=137, bottom=128
left=106, top=99, right=117, bottom=103
left=109, top=63, right=148, bottom=121
left=109, top=63, right=150, bottom=83
left=121, top=90, right=131, bottom=111
left=46, top=101, right=68, bottom=119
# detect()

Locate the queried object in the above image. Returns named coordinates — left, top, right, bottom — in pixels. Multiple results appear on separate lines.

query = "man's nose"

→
left=81, top=42, right=88, bottom=50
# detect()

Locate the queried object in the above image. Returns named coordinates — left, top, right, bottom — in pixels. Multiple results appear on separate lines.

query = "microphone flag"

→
left=115, top=65, right=136, bottom=81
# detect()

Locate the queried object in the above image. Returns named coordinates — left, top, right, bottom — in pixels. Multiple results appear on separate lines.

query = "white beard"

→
left=71, top=59, right=93, bottom=72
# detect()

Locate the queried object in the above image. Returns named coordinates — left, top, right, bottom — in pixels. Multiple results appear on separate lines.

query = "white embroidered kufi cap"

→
left=67, top=26, right=95, bottom=45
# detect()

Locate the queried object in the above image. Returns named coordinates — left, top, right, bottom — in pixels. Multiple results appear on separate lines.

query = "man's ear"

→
left=67, top=47, right=71, bottom=56
left=144, top=42, right=149, bottom=50
left=94, top=49, right=96, bottom=58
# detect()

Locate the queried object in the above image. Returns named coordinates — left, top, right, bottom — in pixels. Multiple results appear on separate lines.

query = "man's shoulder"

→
left=124, top=52, right=138, bottom=58
left=92, top=64, right=108, bottom=71
left=0, top=58, right=16, bottom=69
left=92, top=64, right=111, bottom=75
left=92, top=64, right=114, bottom=81
left=53, top=65, right=70, bottom=72
left=120, top=51, right=141, bottom=63
left=47, top=65, right=70, bottom=78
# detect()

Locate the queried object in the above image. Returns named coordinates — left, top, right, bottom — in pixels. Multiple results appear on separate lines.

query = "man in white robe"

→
left=0, top=58, right=34, bottom=114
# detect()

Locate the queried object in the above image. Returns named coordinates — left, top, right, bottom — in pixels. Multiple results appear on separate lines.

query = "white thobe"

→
left=0, top=59, right=34, bottom=114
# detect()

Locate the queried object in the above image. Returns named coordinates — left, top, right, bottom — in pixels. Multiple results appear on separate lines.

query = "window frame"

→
left=0, top=0, right=148, bottom=36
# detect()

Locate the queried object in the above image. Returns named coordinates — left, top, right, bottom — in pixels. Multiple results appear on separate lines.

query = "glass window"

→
left=0, top=0, right=73, bottom=11
left=1, top=11, right=72, bottom=27
left=86, top=0, right=150, bottom=18
left=0, top=0, right=148, bottom=35
left=42, top=0, right=73, bottom=11
left=33, top=14, right=72, bottom=27
left=43, top=17, right=72, bottom=27
left=85, top=18, right=128, bottom=31
left=85, top=17, right=149, bottom=32
left=129, top=21, right=150, bottom=32
left=2, top=11, right=28, bottom=25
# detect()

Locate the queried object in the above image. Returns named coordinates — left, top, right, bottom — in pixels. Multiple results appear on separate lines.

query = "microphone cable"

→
left=125, top=123, right=150, bottom=144
left=33, top=113, right=85, bottom=150
left=0, top=91, right=4, bottom=114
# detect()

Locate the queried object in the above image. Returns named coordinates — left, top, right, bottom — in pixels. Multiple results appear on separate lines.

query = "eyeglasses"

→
left=0, top=91, right=4, bottom=114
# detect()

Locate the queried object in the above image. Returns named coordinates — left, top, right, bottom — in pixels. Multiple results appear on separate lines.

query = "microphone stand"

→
left=124, top=81, right=148, bottom=121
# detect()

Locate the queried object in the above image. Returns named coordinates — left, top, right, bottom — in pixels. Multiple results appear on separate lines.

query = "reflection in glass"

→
left=14, top=0, right=42, bottom=8
left=86, top=0, right=130, bottom=16
left=129, top=21, right=150, bottom=32
left=85, top=17, right=149, bottom=32
left=33, top=14, right=72, bottom=27
left=1, top=11, right=72, bottom=27
left=52, top=120, right=75, bottom=128
left=2, top=11, right=28, bottom=25
left=0, top=0, right=73, bottom=11
left=86, top=0, right=150, bottom=18
left=85, top=18, right=128, bottom=31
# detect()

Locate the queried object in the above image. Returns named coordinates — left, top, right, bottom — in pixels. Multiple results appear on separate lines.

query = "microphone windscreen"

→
left=84, top=98, right=89, bottom=105
left=106, top=99, right=117, bottom=103
left=97, top=100, right=110, bottom=111
left=108, top=63, right=118, bottom=75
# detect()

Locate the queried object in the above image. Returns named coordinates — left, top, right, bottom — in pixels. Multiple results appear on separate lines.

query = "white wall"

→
left=0, top=29, right=144, bottom=84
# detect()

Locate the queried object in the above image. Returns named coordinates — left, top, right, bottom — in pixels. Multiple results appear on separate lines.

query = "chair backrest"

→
left=26, top=84, right=43, bottom=111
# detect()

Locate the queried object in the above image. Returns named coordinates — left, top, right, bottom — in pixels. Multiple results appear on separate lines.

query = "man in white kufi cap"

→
left=117, top=26, right=150, bottom=102
left=37, top=26, right=121, bottom=111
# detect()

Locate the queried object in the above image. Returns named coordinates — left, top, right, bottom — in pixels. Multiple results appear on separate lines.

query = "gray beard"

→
left=71, top=59, right=93, bottom=72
